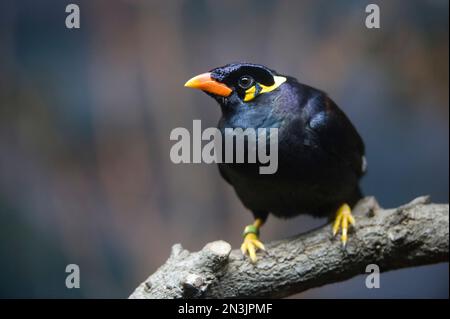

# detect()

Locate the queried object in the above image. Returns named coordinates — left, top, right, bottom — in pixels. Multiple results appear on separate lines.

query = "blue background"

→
left=0, top=0, right=448, bottom=298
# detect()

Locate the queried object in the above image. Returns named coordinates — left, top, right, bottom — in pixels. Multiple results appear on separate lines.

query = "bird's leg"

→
left=240, top=218, right=266, bottom=263
left=332, top=203, right=356, bottom=248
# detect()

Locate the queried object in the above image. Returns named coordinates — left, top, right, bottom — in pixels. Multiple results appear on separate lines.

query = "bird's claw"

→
left=241, top=233, right=265, bottom=263
left=332, top=203, right=355, bottom=248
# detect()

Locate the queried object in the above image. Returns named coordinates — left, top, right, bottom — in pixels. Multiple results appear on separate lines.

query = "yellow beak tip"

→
left=184, top=75, right=204, bottom=90
left=184, top=80, right=194, bottom=88
left=183, top=72, right=232, bottom=96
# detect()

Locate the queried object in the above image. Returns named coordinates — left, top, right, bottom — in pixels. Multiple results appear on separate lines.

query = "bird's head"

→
left=184, top=63, right=287, bottom=109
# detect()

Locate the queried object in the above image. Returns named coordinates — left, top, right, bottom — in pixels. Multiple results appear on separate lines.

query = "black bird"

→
left=185, top=63, right=366, bottom=262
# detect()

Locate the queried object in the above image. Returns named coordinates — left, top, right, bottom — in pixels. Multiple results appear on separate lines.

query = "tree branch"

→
left=129, top=196, right=449, bottom=299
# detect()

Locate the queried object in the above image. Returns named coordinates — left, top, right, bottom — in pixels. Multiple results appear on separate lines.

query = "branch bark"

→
left=129, top=196, right=449, bottom=299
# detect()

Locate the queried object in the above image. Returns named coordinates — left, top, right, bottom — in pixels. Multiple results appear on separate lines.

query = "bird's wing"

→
left=307, top=95, right=366, bottom=177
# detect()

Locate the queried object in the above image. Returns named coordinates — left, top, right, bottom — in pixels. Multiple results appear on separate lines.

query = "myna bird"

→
left=185, top=63, right=366, bottom=262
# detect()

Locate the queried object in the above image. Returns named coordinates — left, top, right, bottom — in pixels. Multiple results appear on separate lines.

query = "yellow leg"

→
left=240, top=218, right=265, bottom=263
left=332, top=203, right=355, bottom=248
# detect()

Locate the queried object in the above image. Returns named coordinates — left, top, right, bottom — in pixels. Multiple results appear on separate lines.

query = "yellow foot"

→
left=332, top=203, right=355, bottom=248
left=241, top=232, right=265, bottom=263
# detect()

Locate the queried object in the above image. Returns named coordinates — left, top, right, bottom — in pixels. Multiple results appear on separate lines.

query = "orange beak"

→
left=184, top=72, right=232, bottom=97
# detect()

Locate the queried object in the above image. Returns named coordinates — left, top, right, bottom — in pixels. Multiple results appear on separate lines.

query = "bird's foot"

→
left=332, top=203, right=355, bottom=248
left=240, top=225, right=265, bottom=263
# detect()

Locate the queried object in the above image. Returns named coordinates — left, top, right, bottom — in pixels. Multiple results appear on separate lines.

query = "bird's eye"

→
left=238, top=76, right=254, bottom=89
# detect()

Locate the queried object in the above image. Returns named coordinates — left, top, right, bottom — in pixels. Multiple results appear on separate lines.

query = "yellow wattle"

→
left=243, top=76, right=287, bottom=102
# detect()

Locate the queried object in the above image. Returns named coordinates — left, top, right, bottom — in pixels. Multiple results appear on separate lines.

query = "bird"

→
left=184, top=63, right=366, bottom=263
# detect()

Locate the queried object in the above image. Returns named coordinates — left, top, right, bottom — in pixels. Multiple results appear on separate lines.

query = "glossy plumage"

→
left=209, top=63, right=366, bottom=223
left=185, top=63, right=365, bottom=261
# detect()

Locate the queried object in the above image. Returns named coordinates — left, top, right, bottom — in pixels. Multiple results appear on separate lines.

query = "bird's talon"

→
left=241, top=232, right=265, bottom=263
left=332, top=203, right=354, bottom=248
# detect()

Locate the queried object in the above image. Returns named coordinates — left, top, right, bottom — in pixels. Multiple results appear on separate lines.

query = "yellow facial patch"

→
left=243, top=76, right=287, bottom=102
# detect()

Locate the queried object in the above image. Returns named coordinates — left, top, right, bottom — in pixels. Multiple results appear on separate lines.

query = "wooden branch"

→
left=129, top=196, right=449, bottom=299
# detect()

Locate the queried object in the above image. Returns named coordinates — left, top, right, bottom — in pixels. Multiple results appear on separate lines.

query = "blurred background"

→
left=0, top=0, right=448, bottom=298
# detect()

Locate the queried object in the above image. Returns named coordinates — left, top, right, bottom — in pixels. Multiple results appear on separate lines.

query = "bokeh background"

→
left=0, top=0, right=448, bottom=298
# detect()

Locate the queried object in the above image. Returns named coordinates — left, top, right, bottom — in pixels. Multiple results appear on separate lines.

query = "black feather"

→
left=206, top=63, right=365, bottom=221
